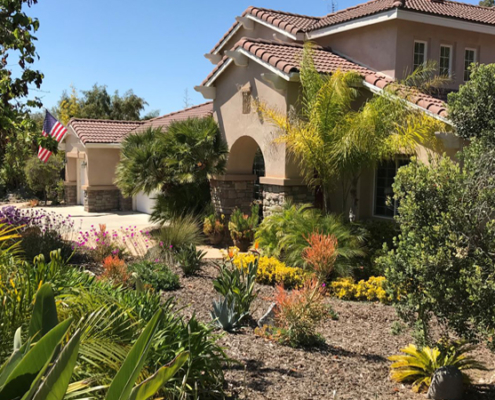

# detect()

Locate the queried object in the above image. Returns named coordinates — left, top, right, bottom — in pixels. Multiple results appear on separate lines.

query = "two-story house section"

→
left=195, top=0, right=495, bottom=219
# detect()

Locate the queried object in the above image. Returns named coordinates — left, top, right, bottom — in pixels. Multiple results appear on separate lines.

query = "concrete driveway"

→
left=25, top=205, right=156, bottom=232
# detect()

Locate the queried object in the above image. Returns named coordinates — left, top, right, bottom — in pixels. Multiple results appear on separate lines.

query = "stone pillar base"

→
left=262, top=183, right=314, bottom=216
left=64, top=183, right=77, bottom=205
left=83, top=186, right=120, bottom=212
left=210, top=175, right=256, bottom=216
left=119, top=193, right=133, bottom=212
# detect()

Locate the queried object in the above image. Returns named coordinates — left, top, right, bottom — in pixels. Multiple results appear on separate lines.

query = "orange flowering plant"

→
left=271, top=277, right=328, bottom=346
left=302, top=232, right=338, bottom=283
left=100, top=255, right=129, bottom=285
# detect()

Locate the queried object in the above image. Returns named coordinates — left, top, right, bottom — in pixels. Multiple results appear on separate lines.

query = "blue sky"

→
left=28, top=0, right=479, bottom=117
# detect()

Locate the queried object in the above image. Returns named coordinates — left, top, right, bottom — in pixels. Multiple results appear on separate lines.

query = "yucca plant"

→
left=0, top=283, right=189, bottom=400
left=389, top=341, right=486, bottom=393
left=211, top=297, right=246, bottom=333
left=228, top=204, right=259, bottom=252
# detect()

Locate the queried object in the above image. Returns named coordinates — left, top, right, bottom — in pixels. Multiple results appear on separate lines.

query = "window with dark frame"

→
left=374, top=158, right=410, bottom=218
left=464, top=49, right=476, bottom=81
left=439, top=45, right=452, bottom=77
left=413, top=41, right=427, bottom=71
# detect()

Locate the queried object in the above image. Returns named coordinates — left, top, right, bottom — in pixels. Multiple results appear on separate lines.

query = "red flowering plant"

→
left=100, top=255, right=129, bottom=285
left=302, top=232, right=338, bottom=283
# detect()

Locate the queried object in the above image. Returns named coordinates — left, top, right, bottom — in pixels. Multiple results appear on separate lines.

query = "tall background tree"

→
left=55, top=84, right=159, bottom=124
left=479, top=0, right=494, bottom=7
left=116, top=117, right=228, bottom=223
left=0, top=0, right=57, bottom=193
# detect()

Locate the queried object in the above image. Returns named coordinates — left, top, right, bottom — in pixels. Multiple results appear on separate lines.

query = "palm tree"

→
left=257, top=43, right=448, bottom=215
left=116, top=116, right=228, bottom=221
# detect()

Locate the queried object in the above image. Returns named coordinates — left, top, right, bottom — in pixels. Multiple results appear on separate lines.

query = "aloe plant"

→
left=0, top=283, right=189, bottom=400
left=211, top=297, right=247, bottom=332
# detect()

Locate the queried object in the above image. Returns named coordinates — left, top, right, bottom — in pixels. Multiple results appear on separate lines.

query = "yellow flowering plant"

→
left=330, top=276, right=391, bottom=303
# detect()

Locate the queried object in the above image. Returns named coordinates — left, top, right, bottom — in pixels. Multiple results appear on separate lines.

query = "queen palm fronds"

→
left=256, top=42, right=449, bottom=213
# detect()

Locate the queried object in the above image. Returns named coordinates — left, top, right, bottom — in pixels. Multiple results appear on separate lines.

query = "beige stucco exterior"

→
left=213, top=59, right=303, bottom=182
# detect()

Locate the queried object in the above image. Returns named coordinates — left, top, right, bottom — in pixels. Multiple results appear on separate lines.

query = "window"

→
left=413, top=41, right=427, bottom=71
left=464, top=48, right=477, bottom=81
left=374, top=158, right=409, bottom=218
left=439, top=45, right=452, bottom=77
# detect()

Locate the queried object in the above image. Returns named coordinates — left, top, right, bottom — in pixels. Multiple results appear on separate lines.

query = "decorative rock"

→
left=427, top=366, right=463, bottom=400
left=258, top=302, right=277, bottom=327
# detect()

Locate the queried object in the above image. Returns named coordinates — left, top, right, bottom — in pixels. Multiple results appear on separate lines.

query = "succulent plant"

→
left=210, top=297, right=247, bottom=332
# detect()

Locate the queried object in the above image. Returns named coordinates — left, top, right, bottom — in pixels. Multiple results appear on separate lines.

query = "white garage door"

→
left=135, top=191, right=157, bottom=214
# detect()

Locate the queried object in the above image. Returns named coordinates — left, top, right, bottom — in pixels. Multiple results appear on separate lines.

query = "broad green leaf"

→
left=29, top=283, right=59, bottom=342
left=128, top=352, right=189, bottom=400
left=0, top=318, right=72, bottom=400
left=104, top=309, right=163, bottom=400
left=31, top=329, right=82, bottom=400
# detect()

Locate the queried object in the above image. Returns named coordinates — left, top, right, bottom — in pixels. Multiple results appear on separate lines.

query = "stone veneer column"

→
left=83, top=186, right=120, bottom=212
left=210, top=175, right=256, bottom=216
left=64, top=182, right=77, bottom=205
left=261, top=178, right=314, bottom=217
left=119, top=192, right=133, bottom=212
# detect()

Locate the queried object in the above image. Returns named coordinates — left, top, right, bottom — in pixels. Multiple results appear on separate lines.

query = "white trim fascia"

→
left=205, top=58, right=234, bottom=87
left=397, top=9, right=495, bottom=36
left=213, top=23, right=242, bottom=55
left=307, top=8, right=495, bottom=40
left=67, top=126, right=86, bottom=148
left=237, top=48, right=300, bottom=81
left=84, top=143, right=121, bottom=149
left=246, top=14, right=299, bottom=40
left=307, top=9, right=398, bottom=40
left=362, top=80, right=451, bottom=124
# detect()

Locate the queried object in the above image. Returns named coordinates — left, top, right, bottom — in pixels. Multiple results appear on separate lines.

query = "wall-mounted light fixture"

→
left=81, top=160, right=87, bottom=168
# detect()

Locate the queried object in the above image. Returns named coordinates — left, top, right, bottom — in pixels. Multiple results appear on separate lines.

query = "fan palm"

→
left=116, top=116, right=228, bottom=221
left=257, top=42, right=448, bottom=214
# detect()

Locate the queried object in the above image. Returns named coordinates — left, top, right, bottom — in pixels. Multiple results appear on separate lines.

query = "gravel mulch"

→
left=164, top=263, right=495, bottom=400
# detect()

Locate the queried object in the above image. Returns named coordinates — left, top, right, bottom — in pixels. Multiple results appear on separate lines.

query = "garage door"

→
left=135, top=191, right=157, bottom=214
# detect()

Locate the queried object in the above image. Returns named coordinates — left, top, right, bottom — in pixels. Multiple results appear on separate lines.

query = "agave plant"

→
left=389, top=341, right=486, bottom=393
left=0, top=283, right=189, bottom=400
left=211, top=297, right=247, bottom=333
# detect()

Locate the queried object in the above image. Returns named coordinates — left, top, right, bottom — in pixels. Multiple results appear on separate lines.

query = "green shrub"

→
left=24, top=154, right=64, bottom=204
left=357, top=219, right=398, bottom=280
left=174, top=244, right=207, bottom=276
left=255, top=202, right=365, bottom=273
left=380, top=150, right=495, bottom=346
left=129, top=260, right=180, bottom=291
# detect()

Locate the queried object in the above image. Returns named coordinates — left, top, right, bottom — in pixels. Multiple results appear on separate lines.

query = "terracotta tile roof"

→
left=201, top=38, right=447, bottom=119
left=313, top=0, right=495, bottom=31
left=210, top=6, right=319, bottom=54
left=132, top=102, right=213, bottom=133
left=210, top=0, right=495, bottom=51
left=68, top=119, right=144, bottom=144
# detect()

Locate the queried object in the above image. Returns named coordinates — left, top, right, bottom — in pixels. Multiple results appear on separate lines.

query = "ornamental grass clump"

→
left=302, top=232, right=338, bottom=282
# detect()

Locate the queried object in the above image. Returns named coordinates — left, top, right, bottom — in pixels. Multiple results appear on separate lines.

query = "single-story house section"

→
left=60, top=102, right=213, bottom=213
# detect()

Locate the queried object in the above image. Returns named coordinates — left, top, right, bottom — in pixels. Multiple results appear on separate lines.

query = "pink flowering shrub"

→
left=75, top=224, right=155, bottom=261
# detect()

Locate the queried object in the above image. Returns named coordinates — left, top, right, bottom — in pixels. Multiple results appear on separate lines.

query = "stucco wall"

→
left=213, top=59, right=302, bottom=180
left=394, top=20, right=495, bottom=89
left=86, top=148, right=120, bottom=186
left=315, top=20, right=398, bottom=78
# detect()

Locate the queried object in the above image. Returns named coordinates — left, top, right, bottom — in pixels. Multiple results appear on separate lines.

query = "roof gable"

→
left=199, top=38, right=447, bottom=120
left=131, top=102, right=213, bottom=134
left=67, top=119, right=144, bottom=144
left=210, top=0, right=495, bottom=53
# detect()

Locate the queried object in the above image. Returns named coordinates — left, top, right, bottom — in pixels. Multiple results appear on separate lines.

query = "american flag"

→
left=38, top=111, right=67, bottom=163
